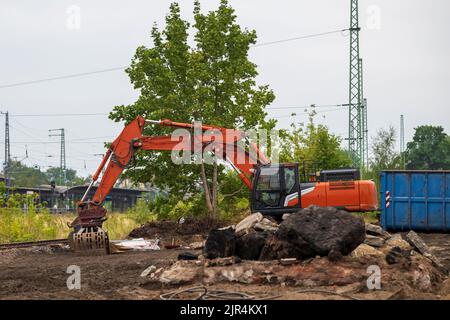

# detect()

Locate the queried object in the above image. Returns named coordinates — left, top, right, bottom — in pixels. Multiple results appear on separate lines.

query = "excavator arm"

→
left=70, top=116, right=268, bottom=231
left=69, top=116, right=378, bottom=254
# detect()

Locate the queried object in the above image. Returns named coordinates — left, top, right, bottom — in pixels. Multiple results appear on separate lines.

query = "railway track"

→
left=0, top=239, right=69, bottom=251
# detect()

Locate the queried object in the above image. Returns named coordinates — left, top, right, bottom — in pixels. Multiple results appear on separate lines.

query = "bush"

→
left=0, top=208, right=64, bottom=243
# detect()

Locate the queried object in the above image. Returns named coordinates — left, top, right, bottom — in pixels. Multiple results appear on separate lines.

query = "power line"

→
left=272, top=107, right=346, bottom=119
left=0, top=67, right=126, bottom=89
left=252, top=28, right=349, bottom=47
left=267, top=104, right=345, bottom=110
left=11, top=113, right=109, bottom=117
left=0, top=28, right=349, bottom=90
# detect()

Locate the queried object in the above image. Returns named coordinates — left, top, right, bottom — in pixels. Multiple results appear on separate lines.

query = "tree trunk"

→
left=200, top=162, right=214, bottom=216
left=211, top=160, right=218, bottom=217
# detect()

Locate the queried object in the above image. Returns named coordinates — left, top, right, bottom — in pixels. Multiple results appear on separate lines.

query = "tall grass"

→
left=0, top=208, right=148, bottom=243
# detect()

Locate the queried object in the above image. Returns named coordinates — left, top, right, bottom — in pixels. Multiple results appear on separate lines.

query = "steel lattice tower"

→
left=359, top=59, right=369, bottom=169
left=49, top=128, right=66, bottom=185
left=348, top=0, right=365, bottom=169
left=400, top=115, right=405, bottom=168
left=1, top=111, right=11, bottom=194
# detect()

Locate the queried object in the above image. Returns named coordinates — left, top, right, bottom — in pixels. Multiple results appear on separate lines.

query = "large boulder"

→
left=204, top=227, right=236, bottom=259
left=235, top=232, right=269, bottom=260
left=260, top=206, right=366, bottom=260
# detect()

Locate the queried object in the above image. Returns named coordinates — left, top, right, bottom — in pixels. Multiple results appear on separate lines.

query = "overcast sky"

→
left=1, top=0, right=449, bottom=178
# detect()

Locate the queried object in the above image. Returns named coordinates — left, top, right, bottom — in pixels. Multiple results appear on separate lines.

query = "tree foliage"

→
left=110, top=1, right=275, bottom=217
left=279, top=110, right=352, bottom=171
left=370, top=126, right=401, bottom=171
left=405, top=125, right=450, bottom=170
left=6, top=161, right=87, bottom=188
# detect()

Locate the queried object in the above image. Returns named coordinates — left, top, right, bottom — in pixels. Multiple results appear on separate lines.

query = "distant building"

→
left=12, top=184, right=162, bottom=213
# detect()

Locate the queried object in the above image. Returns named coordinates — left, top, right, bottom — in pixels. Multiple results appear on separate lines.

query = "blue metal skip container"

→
left=380, top=170, right=450, bottom=232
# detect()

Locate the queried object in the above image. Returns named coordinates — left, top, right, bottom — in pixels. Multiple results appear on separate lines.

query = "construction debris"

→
left=254, top=218, right=279, bottom=232
left=178, top=252, right=199, bottom=261
left=204, top=227, right=236, bottom=259
left=350, top=244, right=385, bottom=258
left=386, top=247, right=411, bottom=265
left=235, top=231, right=269, bottom=260
left=204, top=256, right=241, bottom=267
left=364, top=235, right=385, bottom=248
left=384, top=234, right=412, bottom=251
left=140, top=265, right=157, bottom=277
left=406, top=231, right=447, bottom=273
left=365, top=223, right=391, bottom=239
left=109, top=238, right=160, bottom=253
left=259, top=206, right=365, bottom=260
left=159, top=261, right=202, bottom=285
left=279, top=258, right=297, bottom=266
left=188, top=241, right=205, bottom=250
left=235, top=212, right=263, bottom=236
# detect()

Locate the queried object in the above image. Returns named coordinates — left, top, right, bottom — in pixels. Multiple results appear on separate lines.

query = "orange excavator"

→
left=69, top=116, right=378, bottom=253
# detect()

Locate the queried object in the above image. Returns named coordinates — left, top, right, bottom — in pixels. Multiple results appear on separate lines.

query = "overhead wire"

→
left=0, top=28, right=349, bottom=89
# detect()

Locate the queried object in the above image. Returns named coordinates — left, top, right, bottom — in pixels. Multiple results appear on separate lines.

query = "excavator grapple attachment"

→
left=69, top=227, right=110, bottom=254
left=69, top=203, right=110, bottom=254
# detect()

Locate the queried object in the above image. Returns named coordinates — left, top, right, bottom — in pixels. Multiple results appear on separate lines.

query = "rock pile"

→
left=204, top=206, right=366, bottom=261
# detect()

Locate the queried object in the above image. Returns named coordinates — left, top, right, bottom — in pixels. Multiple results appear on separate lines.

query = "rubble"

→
left=140, top=265, right=157, bottom=277
left=350, top=244, right=385, bottom=258
left=204, top=227, right=236, bottom=259
left=109, top=238, right=160, bottom=253
left=178, top=252, right=199, bottom=261
left=364, top=235, right=385, bottom=248
left=384, top=234, right=412, bottom=251
left=279, top=258, right=297, bottom=266
left=159, top=261, right=202, bottom=285
left=259, top=206, right=365, bottom=260
left=254, top=218, right=279, bottom=232
left=188, top=241, right=205, bottom=250
left=365, top=223, right=391, bottom=239
left=204, top=256, right=241, bottom=267
left=235, top=231, right=269, bottom=260
left=406, top=231, right=447, bottom=273
left=235, top=212, right=263, bottom=236
left=386, top=247, right=411, bottom=265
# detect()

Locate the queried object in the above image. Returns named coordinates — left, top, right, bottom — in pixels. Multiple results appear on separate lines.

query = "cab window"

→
left=257, top=167, right=280, bottom=190
left=284, top=166, right=296, bottom=193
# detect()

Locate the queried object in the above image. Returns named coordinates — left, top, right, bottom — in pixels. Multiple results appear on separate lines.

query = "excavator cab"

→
left=251, top=163, right=301, bottom=217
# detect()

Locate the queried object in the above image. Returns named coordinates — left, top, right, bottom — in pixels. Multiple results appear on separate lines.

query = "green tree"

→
left=370, top=126, right=401, bottom=171
left=279, top=110, right=352, bottom=171
left=45, top=167, right=88, bottom=186
left=405, top=125, right=450, bottom=170
left=7, top=161, right=87, bottom=188
left=7, top=161, right=47, bottom=188
left=110, top=1, right=275, bottom=218
left=365, top=126, right=402, bottom=191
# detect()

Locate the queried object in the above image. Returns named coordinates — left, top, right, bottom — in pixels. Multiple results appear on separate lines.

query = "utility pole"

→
left=1, top=111, right=11, bottom=195
left=49, top=128, right=66, bottom=186
left=400, top=115, right=405, bottom=169
left=348, top=0, right=367, bottom=170
left=359, top=59, right=369, bottom=170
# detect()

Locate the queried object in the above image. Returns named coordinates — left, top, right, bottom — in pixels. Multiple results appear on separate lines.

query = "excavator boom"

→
left=69, top=116, right=378, bottom=254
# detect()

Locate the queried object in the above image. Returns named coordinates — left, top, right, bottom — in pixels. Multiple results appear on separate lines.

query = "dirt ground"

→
left=1, top=221, right=450, bottom=300
left=0, top=242, right=448, bottom=300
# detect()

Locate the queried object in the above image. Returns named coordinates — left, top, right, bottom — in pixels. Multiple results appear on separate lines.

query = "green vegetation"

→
left=110, top=0, right=275, bottom=218
left=279, top=109, right=352, bottom=170
left=7, top=160, right=88, bottom=188
left=405, top=125, right=450, bottom=170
